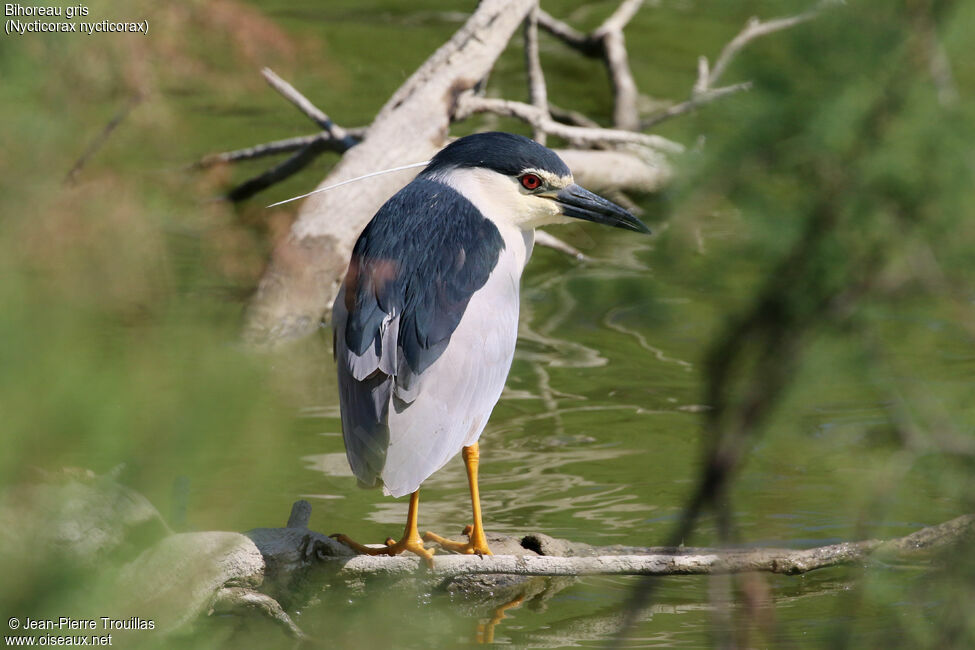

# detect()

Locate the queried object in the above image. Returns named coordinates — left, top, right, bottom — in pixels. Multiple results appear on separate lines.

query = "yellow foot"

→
left=330, top=533, right=435, bottom=568
left=423, top=525, right=493, bottom=555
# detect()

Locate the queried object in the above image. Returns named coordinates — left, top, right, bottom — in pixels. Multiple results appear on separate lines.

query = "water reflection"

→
left=604, top=306, right=693, bottom=372
left=304, top=444, right=656, bottom=532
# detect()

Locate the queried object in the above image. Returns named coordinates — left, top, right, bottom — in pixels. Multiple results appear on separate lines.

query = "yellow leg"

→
left=423, top=442, right=493, bottom=555
left=331, top=490, right=435, bottom=567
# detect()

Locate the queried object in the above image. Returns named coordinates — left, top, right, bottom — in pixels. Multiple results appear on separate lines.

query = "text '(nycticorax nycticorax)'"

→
left=331, top=132, right=650, bottom=561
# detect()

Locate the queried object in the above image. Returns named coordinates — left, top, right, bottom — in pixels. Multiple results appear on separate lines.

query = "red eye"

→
left=520, top=173, right=542, bottom=190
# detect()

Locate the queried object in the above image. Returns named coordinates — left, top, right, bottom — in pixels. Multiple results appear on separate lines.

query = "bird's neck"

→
left=497, top=221, right=534, bottom=273
left=429, top=169, right=536, bottom=272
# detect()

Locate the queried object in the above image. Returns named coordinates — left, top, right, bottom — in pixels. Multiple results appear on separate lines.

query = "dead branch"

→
left=200, top=69, right=364, bottom=198
left=225, top=138, right=334, bottom=203
left=261, top=68, right=357, bottom=147
left=328, top=515, right=975, bottom=579
left=554, top=148, right=670, bottom=194
left=65, top=95, right=141, bottom=185
left=534, top=230, right=586, bottom=261
left=708, top=11, right=819, bottom=89
left=641, top=4, right=823, bottom=128
left=549, top=103, right=601, bottom=129
left=455, top=94, right=683, bottom=153
left=535, top=1, right=644, bottom=129
left=216, top=69, right=362, bottom=200
left=523, top=5, right=549, bottom=145
left=535, top=9, right=592, bottom=53
left=641, top=82, right=752, bottom=129
left=197, top=135, right=322, bottom=168
left=195, top=129, right=367, bottom=169
left=594, top=0, right=643, bottom=130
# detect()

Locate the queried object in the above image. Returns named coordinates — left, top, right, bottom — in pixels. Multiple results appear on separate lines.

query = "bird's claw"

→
left=423, top=525, right=492, bottom=555
left=330, top=532, right=436, bottom=567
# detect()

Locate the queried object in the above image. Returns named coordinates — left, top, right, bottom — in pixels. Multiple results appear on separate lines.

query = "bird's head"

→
left=420, top=132, right=651, bottom=234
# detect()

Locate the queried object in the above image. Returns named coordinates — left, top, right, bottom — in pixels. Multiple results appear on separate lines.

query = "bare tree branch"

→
left=328, top=515, right=975, bottom=579
left=594, top=0, right=643, bottom=129
left=641, top=82, right=752, bottom=129
left=226, top=139, right=331, bottom=203
left=198, top=135, right=320, bottom=168
left=641, top=3, right=824, bottom=129
left=195, top=130, right=366, bottom=169
left=523, top=5, right=549, bottom=145
left=708, top=11, right=819, bottom=89
left=456, top=94, right=684, bottom=153
left=535, top=9, right=593, bottom=53
left=595, top=0, right=645, bottom=36
left=535, top=1, right=644, bottom=129
left=555, top=148, right=671, bottom=193
left=65, top=95, right=142, bottom=185
left=195, top=68, right=366, bottom=200
left=549, top=103, right=602, bottom=129
left=535, top=230, right=586, bottom=261
left=261, top=68, right=357, bottom=149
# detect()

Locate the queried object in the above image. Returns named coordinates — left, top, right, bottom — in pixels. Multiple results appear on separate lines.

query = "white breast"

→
left=378, top=217, right=533, bottom=497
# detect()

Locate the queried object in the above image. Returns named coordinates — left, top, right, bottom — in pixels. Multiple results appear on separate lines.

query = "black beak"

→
left=554, top=184, right=651, bottom=234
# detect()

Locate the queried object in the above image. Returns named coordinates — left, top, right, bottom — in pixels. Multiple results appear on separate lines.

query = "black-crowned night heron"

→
left=331, top=132, right=650, bottom=561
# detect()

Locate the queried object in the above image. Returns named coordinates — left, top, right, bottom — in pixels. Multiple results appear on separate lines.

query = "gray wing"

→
left=379, top=249, right=521, bottom=496
left=333, top=179, right=505, bottom=492
left=332, top=289, right=392, bottom=488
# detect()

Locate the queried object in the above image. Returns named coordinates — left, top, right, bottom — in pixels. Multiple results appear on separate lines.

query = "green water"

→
left=2, top=0, right=973, bottom=647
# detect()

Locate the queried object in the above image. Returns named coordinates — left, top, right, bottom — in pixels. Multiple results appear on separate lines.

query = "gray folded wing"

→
left=333, top=179, right=506, bottom=493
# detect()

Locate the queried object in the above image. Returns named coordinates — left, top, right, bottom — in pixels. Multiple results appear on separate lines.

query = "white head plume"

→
left=265, top=161, right=431, bottom=208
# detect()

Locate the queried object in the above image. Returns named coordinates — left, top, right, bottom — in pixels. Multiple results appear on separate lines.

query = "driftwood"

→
left=332, top=514, right=975, bottom=578
left=243, top=499, right=975, bottom=586
left=196, top=0, right=820, bottom=345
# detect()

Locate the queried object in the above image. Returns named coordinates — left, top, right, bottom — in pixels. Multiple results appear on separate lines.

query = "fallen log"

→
left=246, top=500, right=975, bottom=585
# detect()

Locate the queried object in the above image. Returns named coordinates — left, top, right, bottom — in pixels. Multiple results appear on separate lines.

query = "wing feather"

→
left=333, top=179, right=508, bottom=493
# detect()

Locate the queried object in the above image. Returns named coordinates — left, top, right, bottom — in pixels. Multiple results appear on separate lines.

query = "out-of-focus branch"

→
left=594, top=0, right=643, bottom=130
left=708, top=11, right=819, bottom=88
left=195, top=130, right=367, bottom=169
left=261, top=67, right=358, bottom=149
left=205, top=68, right=365, bottom=201
left=225, top=138, right=333, bottom=203
left=65, top=95, right=142, bottom=185
left=456, top=94, right=683, bottom=153
left=536, top=1, right=644, bottom=129
left=549, top=103, right=601, bottom=129
left=523, top=5, right=549, bottom=145
left=641, top=82, right=752, bottom=129
left=641, top=5, right=823, bottom=129
left=535, top=230, right=586, bottom=261
left=535, top=9, right=592, bottom=53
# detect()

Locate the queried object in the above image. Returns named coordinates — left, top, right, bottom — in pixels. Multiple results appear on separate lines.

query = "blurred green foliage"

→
left=647, top=0, right=975, bottom=645
left=0, top=0, right=973, bottom=648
